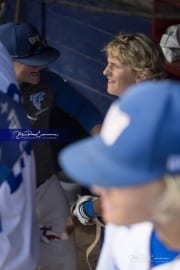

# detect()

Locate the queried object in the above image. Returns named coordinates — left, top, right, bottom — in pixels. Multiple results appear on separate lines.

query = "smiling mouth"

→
left=107, top=79, right=115, bottom=85
left=30, top=70, right=40, bottom=76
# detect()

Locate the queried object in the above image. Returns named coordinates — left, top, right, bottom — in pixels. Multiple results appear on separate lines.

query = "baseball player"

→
left=60, top=80, right=180, bottom=270
left=0, top=42, right=39, bottom=269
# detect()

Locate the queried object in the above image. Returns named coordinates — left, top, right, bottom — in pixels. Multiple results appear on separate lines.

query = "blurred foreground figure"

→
left=0, top=42, right=39, bottom=269
left=60, top=80, right=180, bottom=270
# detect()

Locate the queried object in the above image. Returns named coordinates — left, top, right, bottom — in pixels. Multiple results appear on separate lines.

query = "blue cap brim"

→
left=13, top=46, right=60, bottom=66
left=59, top=136, right=162, bottom=188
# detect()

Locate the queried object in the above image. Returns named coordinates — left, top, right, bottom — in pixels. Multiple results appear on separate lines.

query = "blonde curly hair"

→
left=153, top=175, right=180, bottom=224
left=103, top=33, right=166, bottom=80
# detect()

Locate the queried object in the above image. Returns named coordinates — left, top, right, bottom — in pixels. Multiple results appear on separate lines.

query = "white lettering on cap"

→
left=29, top=35, right=41, bottom=45
left=167, top=155, right=180, bottom=172
left=101, top=104, right=130, bottom=145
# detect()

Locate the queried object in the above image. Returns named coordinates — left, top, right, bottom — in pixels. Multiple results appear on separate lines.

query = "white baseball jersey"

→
left=97, top=222, right=180, bottom=270
left=0, top=42, right=39, bottom=269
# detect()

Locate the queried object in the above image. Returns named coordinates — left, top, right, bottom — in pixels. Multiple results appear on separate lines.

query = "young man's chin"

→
left=107, top=88, right=117, bottom=96
left=30, top=77, right=40, bottom=85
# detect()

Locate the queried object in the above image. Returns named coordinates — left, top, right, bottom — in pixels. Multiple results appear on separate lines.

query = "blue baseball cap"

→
left=0, top=22, right=60, bottom=66
left=60, top=80, right=180, bottom=188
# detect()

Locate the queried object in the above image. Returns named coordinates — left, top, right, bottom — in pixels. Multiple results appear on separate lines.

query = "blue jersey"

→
left=0, top=43, right=39, bottom=270
left=97, top=222, right=180, bottom=270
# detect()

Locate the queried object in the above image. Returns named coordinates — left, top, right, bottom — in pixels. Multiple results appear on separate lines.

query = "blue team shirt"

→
left=150, top=229, right=180, bottom=267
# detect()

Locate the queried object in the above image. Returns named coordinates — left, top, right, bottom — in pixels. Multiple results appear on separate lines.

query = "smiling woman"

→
left=102, top=32, right=165, bottom=96
left=103, top=58, right=137, bottom=96
left=60, top=31, right=166, bottom=232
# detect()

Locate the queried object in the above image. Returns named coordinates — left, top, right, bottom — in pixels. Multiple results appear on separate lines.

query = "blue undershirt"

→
left=150, top=229, right=180, bottom=267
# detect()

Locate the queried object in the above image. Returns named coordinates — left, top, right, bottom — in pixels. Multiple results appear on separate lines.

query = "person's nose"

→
left=103, top=64, right=111, bottom=77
